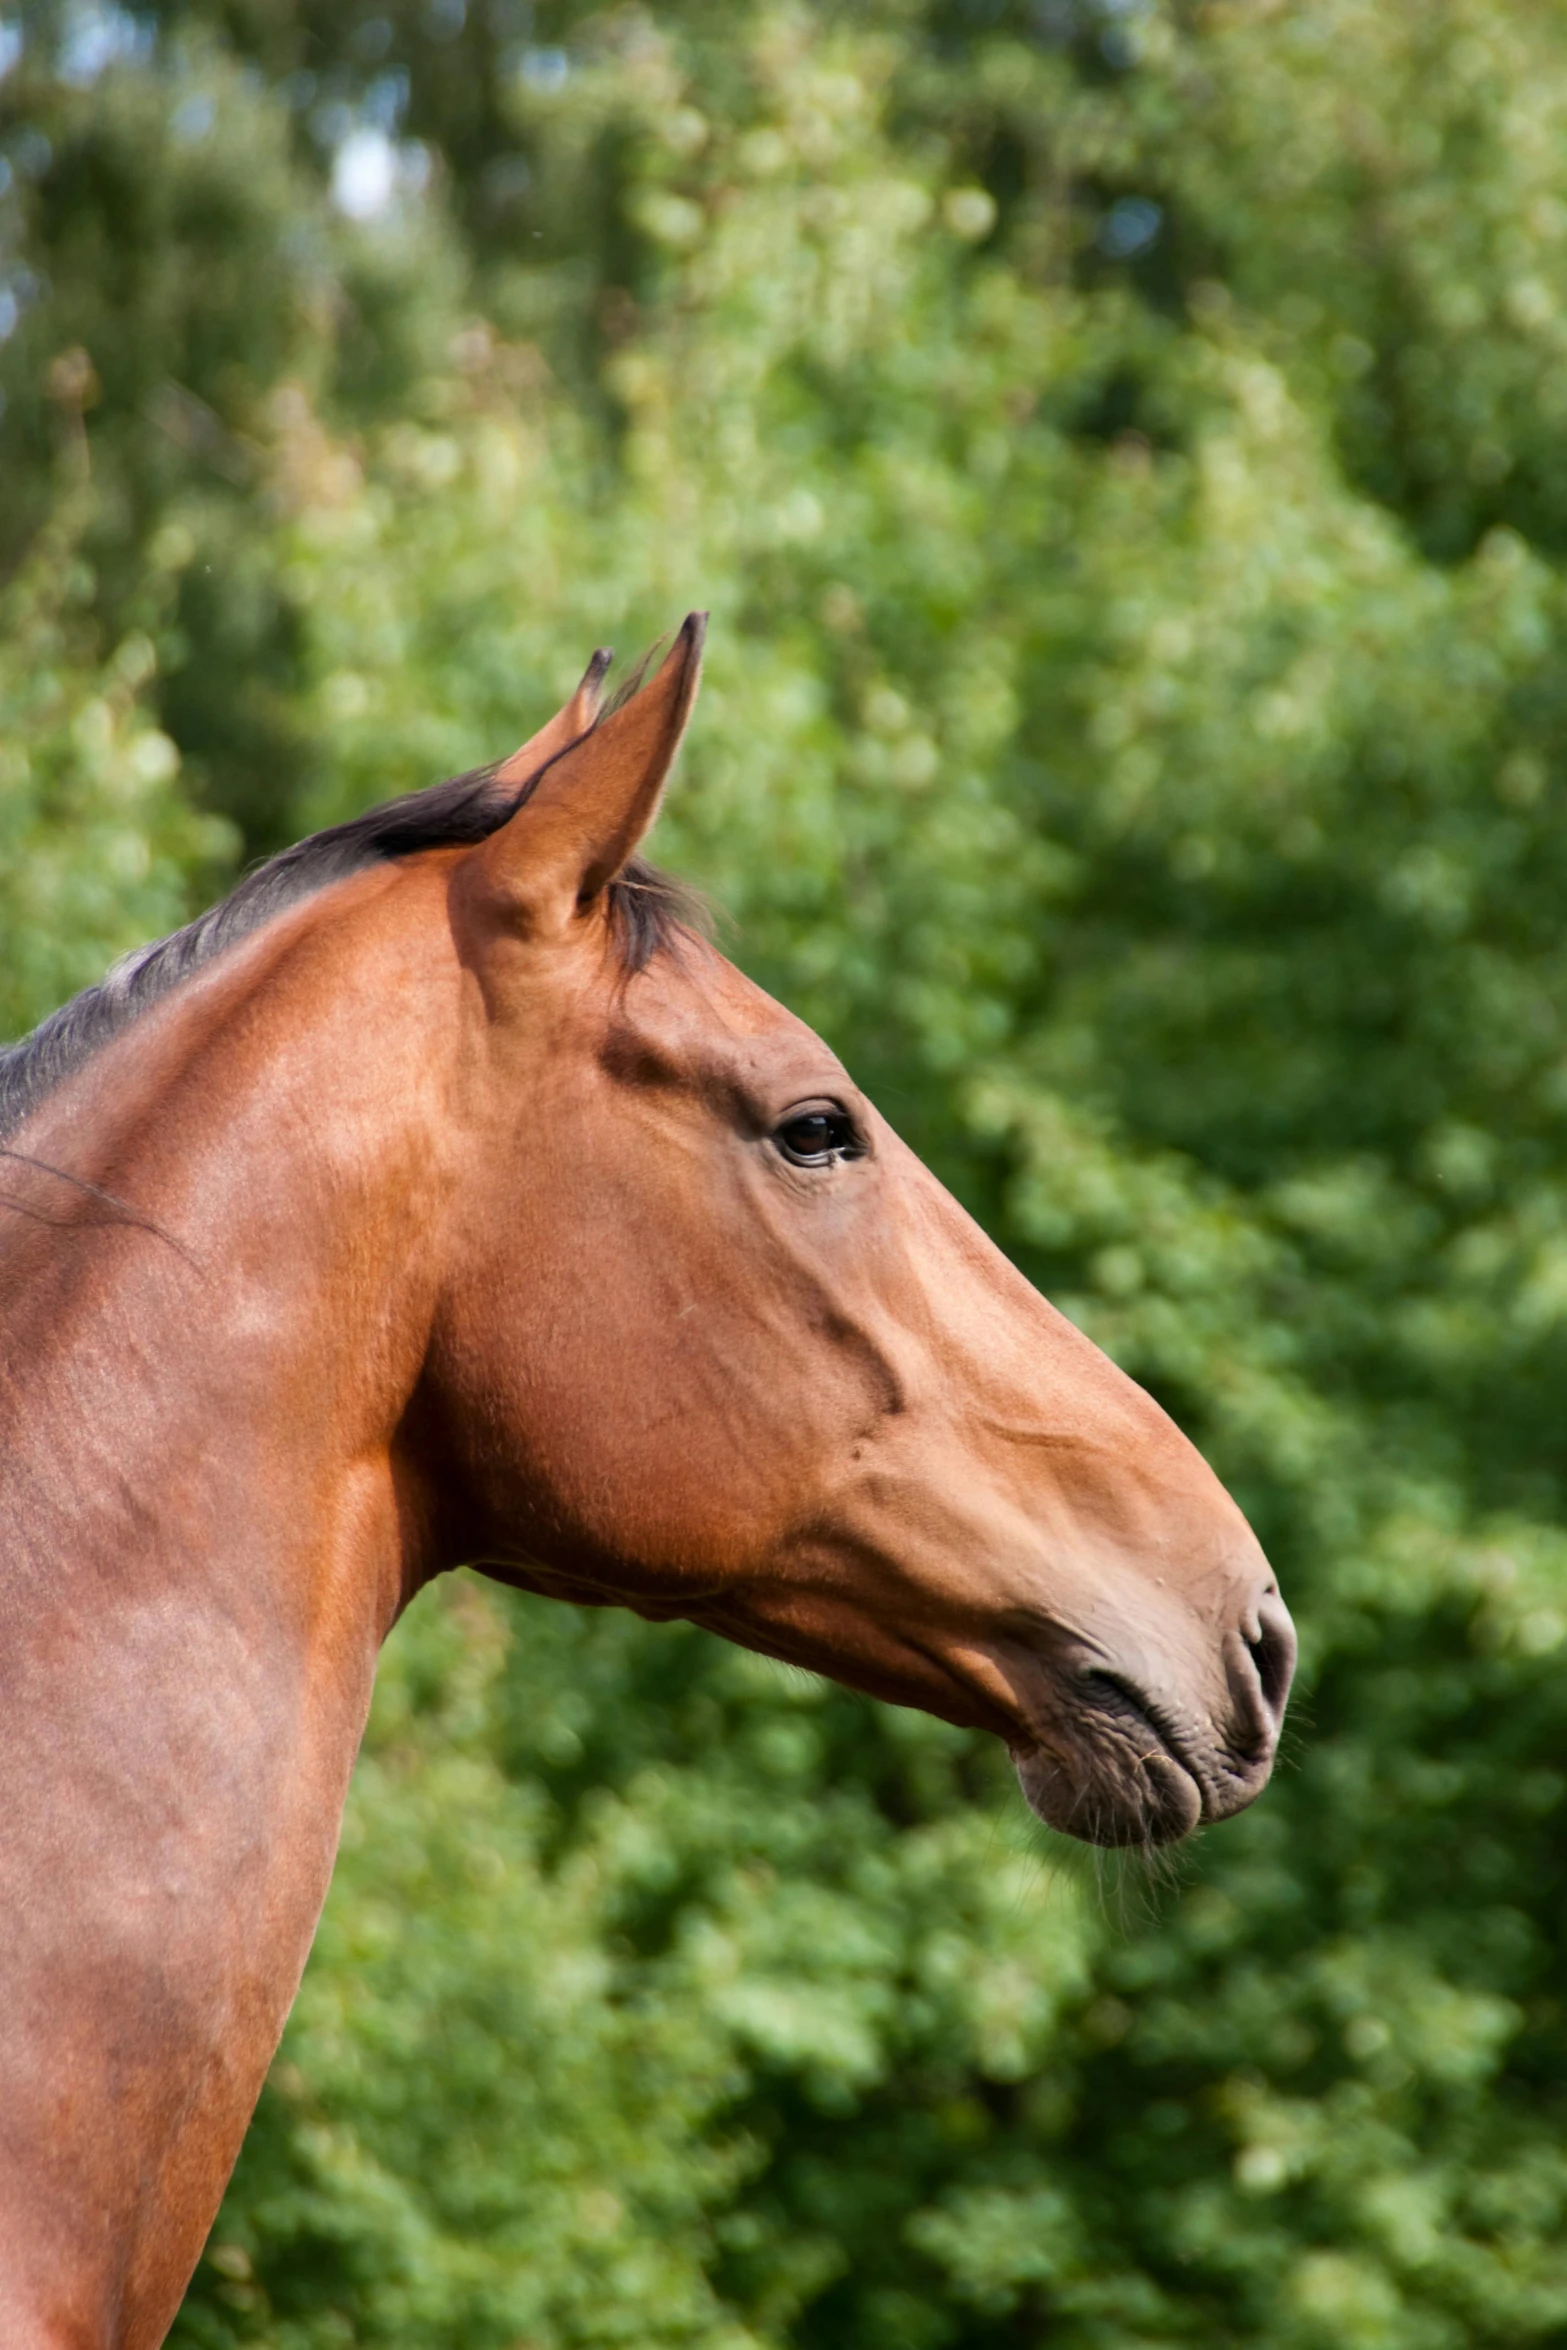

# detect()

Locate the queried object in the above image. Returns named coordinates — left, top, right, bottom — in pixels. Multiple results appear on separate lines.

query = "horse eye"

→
left=774, top=1108, right=864, bottom=1167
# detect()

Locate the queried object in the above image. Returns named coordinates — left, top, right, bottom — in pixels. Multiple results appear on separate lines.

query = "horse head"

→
left=423, top=616, right=1294, bottom=1847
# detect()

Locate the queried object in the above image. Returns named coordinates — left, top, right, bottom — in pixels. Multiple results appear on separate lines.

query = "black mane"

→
left=0, top=762, right=701, bottom=1143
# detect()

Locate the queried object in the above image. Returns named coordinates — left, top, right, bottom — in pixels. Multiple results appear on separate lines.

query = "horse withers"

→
left=0, top=616, right=1293, bottom=2346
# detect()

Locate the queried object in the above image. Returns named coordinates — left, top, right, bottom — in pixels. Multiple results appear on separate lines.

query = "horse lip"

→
left=1011, top=1667, right=1209, bottom=1847
left=1080, top=1668, right=1196, bottom=1779
left=1080, top=1667, right=1210, bottom=1807
left=1076, top=1664, right=1286, bottom=1831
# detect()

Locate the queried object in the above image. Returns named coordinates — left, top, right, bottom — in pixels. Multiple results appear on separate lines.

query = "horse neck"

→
left=1, top=870, right=456, bottom=1645
left=0, top=873, right=467, bottom=2337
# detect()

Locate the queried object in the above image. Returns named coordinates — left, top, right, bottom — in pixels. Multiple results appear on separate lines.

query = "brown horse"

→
left=0, top=616, right=1292, bottom=2346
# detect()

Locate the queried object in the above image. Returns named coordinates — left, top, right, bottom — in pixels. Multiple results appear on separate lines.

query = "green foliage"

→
left=0, top=497, right=233, bottom=1037
left=7, top=2, right=1567, bottom=2343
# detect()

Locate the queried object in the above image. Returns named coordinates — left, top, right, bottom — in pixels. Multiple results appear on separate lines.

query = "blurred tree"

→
left=8, top=3, right=1567, bottom=2346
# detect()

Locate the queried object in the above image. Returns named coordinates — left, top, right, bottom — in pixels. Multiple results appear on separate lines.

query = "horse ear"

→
left=479, top=613, right=706, bottom=929
left=493, top=647, right=614, bottom=786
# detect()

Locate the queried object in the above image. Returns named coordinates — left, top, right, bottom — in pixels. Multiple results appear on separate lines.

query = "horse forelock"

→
left=0, top=761, right=706, bottom=1143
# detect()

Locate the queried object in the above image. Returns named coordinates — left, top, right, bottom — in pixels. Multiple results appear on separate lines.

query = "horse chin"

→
left=1011, top=1736, right=1204, bottom=1850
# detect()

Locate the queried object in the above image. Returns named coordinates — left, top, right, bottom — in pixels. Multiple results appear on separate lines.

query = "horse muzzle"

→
left=1011, top=1585, right=1297, bottom=1848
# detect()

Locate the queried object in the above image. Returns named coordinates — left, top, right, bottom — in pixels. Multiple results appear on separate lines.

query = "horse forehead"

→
left=614, top=944, right=841, bottom=1075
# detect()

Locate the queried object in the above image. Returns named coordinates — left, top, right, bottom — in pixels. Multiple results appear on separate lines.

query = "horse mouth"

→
left=1011, top=1671, right=1206, bottom=1848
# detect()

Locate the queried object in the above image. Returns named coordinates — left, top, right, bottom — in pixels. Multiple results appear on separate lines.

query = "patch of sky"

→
left=331, top=128, right=430, bottom=221
left=519, top=46, right=569, bottom=94
left=1098, top=196, right=1163, bottom=259
left=11, top=127, right=51, bottom=176
left=364, top=69, right=410, bottom=133
left=424, top=0, right=467, bottom=37
left=327, top=62, right=422, bottom=220
left=0, top=263, right=42, bottom=340
left=1095, top=0, right=1155, bottom=69
left=0, top=22, right=22, bottom=83
left=351, top=15, right=394, bottom=62
left=313, top=98, right=356, bottom=151
left=56, top=1, right=153, bottom=87
left=170, top=91, right=215, bottom=143
left=333, top=128, right=398, bottom=220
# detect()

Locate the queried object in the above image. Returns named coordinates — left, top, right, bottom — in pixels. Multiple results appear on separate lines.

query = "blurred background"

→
left=7, top=1, right=1567, bottom=2343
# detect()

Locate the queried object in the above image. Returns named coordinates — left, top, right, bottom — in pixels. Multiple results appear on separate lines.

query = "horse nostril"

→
left=1243, top=1590, right=1296, bottom=1723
